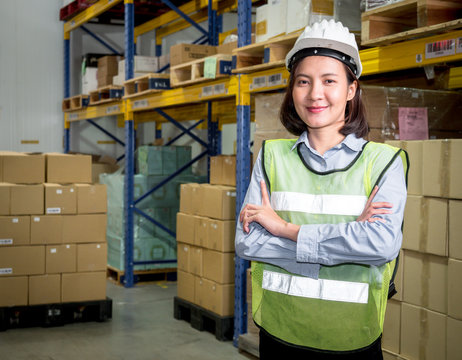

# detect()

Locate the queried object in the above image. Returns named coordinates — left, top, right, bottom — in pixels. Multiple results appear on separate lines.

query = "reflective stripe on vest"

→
left=270, top=191, right=368, bottom=216
left=262, top=269, right=369, bottom=303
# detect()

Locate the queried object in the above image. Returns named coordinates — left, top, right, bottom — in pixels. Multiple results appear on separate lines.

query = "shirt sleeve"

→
left=296, top=155, right=407, bottom=266
left=235, top=150, right=321, bottom=278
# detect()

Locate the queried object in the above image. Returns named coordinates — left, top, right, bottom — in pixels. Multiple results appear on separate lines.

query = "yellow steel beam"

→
left=64, top=0, right=123, bottom=35
left=361, top=29, right=462, bottom=76
left=448, top=67, right=462, bottom=89
left=64, top=101, right=124, bottom=122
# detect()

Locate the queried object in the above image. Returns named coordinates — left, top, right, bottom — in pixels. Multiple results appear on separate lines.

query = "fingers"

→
left=260, top=180, right=270, bottom=206
left=368, top=217, right=387, bottom=223
left=366, top=185, right=379, bottom=207
left=370, top=202, right=393, bottom=209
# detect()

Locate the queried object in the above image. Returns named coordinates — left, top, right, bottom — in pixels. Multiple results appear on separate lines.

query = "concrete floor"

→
left=0, top=280, right=257, bottom=360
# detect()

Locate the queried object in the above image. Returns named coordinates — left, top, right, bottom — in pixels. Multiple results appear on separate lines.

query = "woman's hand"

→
left=240, top=180, right=300, bottom=241
left=357, top=185, right=393, bottom=223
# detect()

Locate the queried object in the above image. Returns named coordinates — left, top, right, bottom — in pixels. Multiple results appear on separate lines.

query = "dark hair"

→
left=279, top=56, right=369, bottom=138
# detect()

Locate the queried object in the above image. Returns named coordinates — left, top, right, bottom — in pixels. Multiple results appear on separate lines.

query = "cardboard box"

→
left=253, top=130, right=297, bottom=160
left=77, top=243, right=107, bottom=272
left=177, top=270, right=195, bottom=303
left=382, top=349, right=400, bottom=360
left=30, top=215, right=62, bottom=245
left=0, top=246, right=45, bottom=276
left=385, top=140, right=422, bottom=195
left=97, top=55, right=120, bottom=77
left=0, top=276, right=28, bottom=306
left=10, top=184, right=44, bottom=215
left=177, top=243, right=190, bottom=273
left=76, top=184, right=107, bottom=214
left=82, top=67, right=98, bottom=94
left=190, top=184, right=202, bottom=215
left=0, top=216, right=30, bottom=246
left=1, top=153, right=45, bottom=184
left=179, top=183, right=200, bottom=214
left=196, top=277, right=234, bottom=316
left=207, top=219, right=235, bottom=252
left=194, top=216, right=208, bottom=247
left=62, top=214, right=107, bottom=243
left=170, top=43, right=216, bottom=67
left=448, top=258, right=462, bottom=320
left=203, top=250, right=234, bottom=284
left=61, top=271, right=106, bottom=302
left=255, top=93, right=286, bottom=132
left=0, top=183, right=10, bottom=215
left=449, top=201, right=462, bottom=260
left=400, top=302, right=446, bottom=360
left=118, top=56, right=158, bottom=74
left=29, top=274, right=61, bottom=305
left=403, top=196, right=448, bottom=256
left=383, top=299, right=401, bottom=354
left=176, top=212, right=195, bottom=245
left=44, top=184, right=77, bottom=215
left=393, top=250, right=404, bottom=302
left=246, top=267, right=259, bottom=335
left=217, top=41, right=237, bottom=55
left=92, top=162, right=119, bottom=183
left=190, top=246, right=203, bottom=277
left=97, top=73, right=113, bottom=88
left=46, top=153, right=92, bottom=184
left=447, top=317, right=462, bottom=360
left=403, top=250, right=448, bottom=314
left=46, top=244, right=77, bottom=274
left=256, top=4, right=269, bottom=43
left=210, top=156, right=236, bottom=186
left=195, top=277, right=207, bottom=309
left=198, top=184, right=236, bottom=220
left=422, top=139, right=462, bottom=199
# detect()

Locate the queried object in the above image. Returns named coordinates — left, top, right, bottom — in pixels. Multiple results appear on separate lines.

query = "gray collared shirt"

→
left=235, top=132, right=407, bottom=279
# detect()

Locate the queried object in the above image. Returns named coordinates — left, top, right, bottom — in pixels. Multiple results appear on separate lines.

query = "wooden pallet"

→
left=231, top=32, right=301, bottom=74
left=123, top=73, right=170, bottom=98
left=173, top=296, right=233, bottom=341
left=170, top=54, right=233, bottom=87
left=89, top=85, right=124, bottom=105
left=0, top=298, right=112, bottom=332
left=107, top=265, right=177, bottom=285
left=62, top=94, right=90, bottom=112
left=361, top=0, right=462, bottom=46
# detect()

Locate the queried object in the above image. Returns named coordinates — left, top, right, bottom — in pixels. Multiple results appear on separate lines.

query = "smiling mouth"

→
left=306, top=106, right=328, bottom=113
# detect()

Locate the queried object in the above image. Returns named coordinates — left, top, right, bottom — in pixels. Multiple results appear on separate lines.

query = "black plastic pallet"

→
left=0, top=297, right=112, bottom=332
left=173, top=296, right=233, bottom=341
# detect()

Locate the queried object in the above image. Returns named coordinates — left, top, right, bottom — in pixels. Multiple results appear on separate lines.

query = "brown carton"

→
left=61, top=271, right=106, bottom=302
left=203, top=250, right=234, bottom=284
left=448, top=258, right=462, bottom=320
left=1, top=153, right=45, bottom=184
left=0, top=216, right=30, bottom=246
left=383, top=299, right=401, bottom=354
left=46, top=244, right=77, bottom=274
left=195, top=277, right=206, bottom=309
left=44, top=184, right=77, bottom=215
left=197, top=278, right=234, bottom=316
left=0, top=276, right=28, bottom=306
left=422, top=139, right=462, bottom=199
left=403, top=250, right=448, bottom=314
left=30, top=215, right=62, bottom=245
left=170, top=43, right=216, bottom=67
left=400, top=303, right=446, bottom=360
left=177, top=270, right=195, bottom=303
left=198, top=184, right=236, bottom=220
left=447, top=317, right=462, bottom=360
left=46, top=153, right=92, bottom=184
left=77, top=243, right=107, bottom=272
left=210, top=155, right=236, bottom=186
left=254, top=92, right=286, bottom=132
left=403, top=196, right=448, bottom=256
left=253, top=130, right=297, bottom=159
left=10, top=184, right=44, bottom=215
left=29, top=274, right=61, bottom=305
left=394, top=250, right=404, bottom=302
left=217, top=41, right=237, bottom=55
left=177, top=243, right=190, bottom=273
left=97, top=55, right=120, bottom=77
left=0, top=246, right=45, bottom=276
left=449, top=201, right=462, bottom=260
left=176, top=212, right=195, bottom=245
left=76, top=184, right=107, bottom=214
left=207, top=219, right=235, bottom=252
left=179, top=183, right=200, bottom=215
left=190, top=246, right=203, bottom=277
left=0, top=183, right=10, bottom=215
left=194, top=216, right=208, bottom=247
left=62, top=214, right=107, bottom=243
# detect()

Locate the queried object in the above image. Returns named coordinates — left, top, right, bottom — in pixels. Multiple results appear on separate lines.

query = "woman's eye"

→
left=325, top=79, right=335, bottom=84
left=298, top=80, right=309, bottom=85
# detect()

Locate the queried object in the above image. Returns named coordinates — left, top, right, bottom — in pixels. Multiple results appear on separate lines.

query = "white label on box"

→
left=425, top=39, right=455, bottom=59
left=267, top=73, right=283, bottom=87
left=12, top=218, right=19, bottom=223
left=250, top=76, right=267, bottom=90
left=106, top=105, right=120, bottom=114
left=0, top=239, right=13, bottom=245
left=227, top=191, right=237, bottom=197
left=56, top=189, right=63, bottom=194
left=47, top=208, right=61, bottom=214
left=34, top=217, right=40, bottom=222
left=0, top=268, right=13, bottom=274
left=97, top=244, right=101, bottom=249
left=66, top=245, right=70, bottom=249
left=68, top=113, right=79, bottom=121
left=132, top=99, right=149, bottom=109
left=211, top=224, right=218, bottom=229
left=50, top=248, right=57, bottom=254
left=70, top=188, right=74, bottom=193
left=201, top=85, right=214, bottom=97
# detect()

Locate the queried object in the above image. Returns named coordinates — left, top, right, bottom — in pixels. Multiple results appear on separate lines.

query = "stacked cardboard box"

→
left=114, top=56, right=160, bottom=86
left=97, top=55, right=123, bottom=88
left=176, top=178, right=236, bottom=317
left=382, top=139, right=462, bottom=360
left=0, top=152, right=107, bottom=307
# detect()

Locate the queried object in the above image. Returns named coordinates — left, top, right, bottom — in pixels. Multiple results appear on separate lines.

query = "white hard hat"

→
left=285, top=19, right=362, bottom=77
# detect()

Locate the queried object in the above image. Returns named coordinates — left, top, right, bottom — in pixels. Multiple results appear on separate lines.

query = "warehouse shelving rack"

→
left=63, top=0, right=462, bottom=349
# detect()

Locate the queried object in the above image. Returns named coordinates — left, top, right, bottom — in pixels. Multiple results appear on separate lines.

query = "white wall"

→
left=0, top=0, right=64, bottom=152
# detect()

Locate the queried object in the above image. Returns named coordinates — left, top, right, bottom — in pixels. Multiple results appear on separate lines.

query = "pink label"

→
left=398, top=107, right=429, bottom=140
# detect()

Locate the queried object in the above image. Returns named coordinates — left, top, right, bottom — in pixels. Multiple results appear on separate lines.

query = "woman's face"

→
left=292, top=56, right=357, bottom=134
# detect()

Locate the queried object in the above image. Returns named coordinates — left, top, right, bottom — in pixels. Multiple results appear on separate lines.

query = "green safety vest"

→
left=252, top=139, right=408, bottom=352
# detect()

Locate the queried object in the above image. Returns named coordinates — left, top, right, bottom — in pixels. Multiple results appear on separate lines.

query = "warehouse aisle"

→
left=0, top=280, right=255, bottom=360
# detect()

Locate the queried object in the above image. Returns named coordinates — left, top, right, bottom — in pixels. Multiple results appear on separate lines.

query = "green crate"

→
left=140, top=235, right=177, bottom=270
left=137, top=146, right=163, bottom=176
left=137, top=145, right=193, bottom=176
left=107, top=231, right=145, bottom=271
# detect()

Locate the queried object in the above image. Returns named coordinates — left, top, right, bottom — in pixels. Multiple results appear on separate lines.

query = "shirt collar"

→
left=290, top=132, right=365, bottom=152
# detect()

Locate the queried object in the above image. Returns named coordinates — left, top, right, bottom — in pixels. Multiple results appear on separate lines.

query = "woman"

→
left=235, top=20, right=408, bottom=359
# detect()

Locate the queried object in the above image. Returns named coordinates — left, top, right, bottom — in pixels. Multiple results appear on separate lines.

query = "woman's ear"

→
left=347, top=80, right=358, bottom=101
